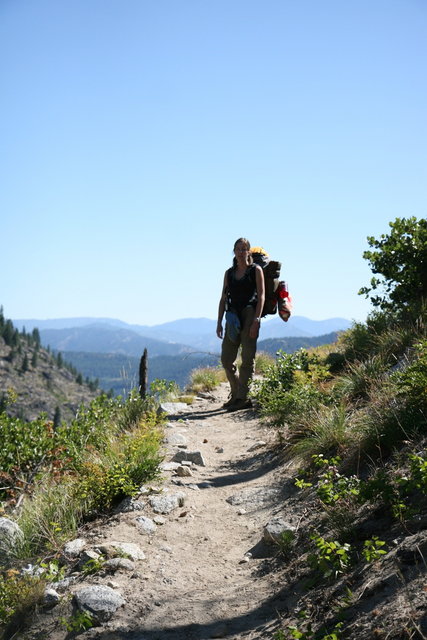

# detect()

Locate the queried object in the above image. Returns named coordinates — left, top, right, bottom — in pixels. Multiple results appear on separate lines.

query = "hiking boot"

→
left=226, top=398, right=252, bottom=412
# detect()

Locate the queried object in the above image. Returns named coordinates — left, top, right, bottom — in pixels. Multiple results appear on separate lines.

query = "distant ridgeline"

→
left=62, top=333, right=341, bottom=397
left=257, top=332, right=341, bottom=356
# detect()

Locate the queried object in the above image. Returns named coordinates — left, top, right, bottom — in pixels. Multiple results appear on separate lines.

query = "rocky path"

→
left=27, top=384, right=295, bottom=640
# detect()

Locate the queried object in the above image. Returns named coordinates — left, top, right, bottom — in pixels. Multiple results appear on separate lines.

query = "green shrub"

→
left=77, top=421, right=162, bottom=512
left=362, top=537, right=387, bottom=563
left=0, top=571, right=44, bottom=629
left=324, top=352, right=346, bottom=374
left=0, top=414, right=57, bottom=475
left=7, top=394, right=163, bottom=560
left=77, top=461, right=138, bottom=511
left=251, top=350, right=328, bottom=426
left=57, top=394, right=120, bottom=465
left=61, top=609, right=95, bottom=632
left=359, top=216, right=427, bottom=317
left=309, top=535, right=352, bottom=580
left=116, top=389, right=158, bottom=430
left=149, top=378, right=180, bottom=401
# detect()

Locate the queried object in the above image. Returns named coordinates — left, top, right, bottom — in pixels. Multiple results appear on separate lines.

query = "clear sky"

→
left=1, top=0, right=426, bottom=326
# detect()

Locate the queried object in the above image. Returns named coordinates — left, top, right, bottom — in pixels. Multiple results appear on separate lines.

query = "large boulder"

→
left=172, top=450, right=206, bottom=466
left=0, top=517, right=23, bottom=558
left=263, top=517, right=296, bottom=545
left=149, top=492, right=186, bottom=514
left=74, top=585, right=125, bottom=622
left=63, top=538, right=86, bottom=558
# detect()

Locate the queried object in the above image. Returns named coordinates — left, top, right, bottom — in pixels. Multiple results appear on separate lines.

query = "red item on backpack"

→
left=277, top=281, right=292, bottom=322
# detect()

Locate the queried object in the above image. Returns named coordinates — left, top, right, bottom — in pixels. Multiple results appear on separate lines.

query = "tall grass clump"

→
left=355, top=340, right=427, bottom=456
left=254, top=351, right=275, bottom=375
left=290, top=402, right=357, bottom=461
left=188, top=366, right=226, bottom=392
left=332, top=355, right=387, bottom=402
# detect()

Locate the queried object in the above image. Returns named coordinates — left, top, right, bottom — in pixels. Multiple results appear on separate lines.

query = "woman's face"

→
left=234, top=241, right=250, bottom=258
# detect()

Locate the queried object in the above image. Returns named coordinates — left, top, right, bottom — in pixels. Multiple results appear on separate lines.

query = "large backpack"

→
left=250, top=247, right=281, bottom=317
left=250, top=247, right=292, bottom=321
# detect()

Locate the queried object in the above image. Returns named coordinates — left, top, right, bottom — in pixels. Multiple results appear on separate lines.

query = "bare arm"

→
left=216, top=271, right=228, bottom=339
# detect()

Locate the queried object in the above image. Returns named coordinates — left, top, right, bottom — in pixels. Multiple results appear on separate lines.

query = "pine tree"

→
left=2, top=320, right=15, bottom=346
left=21, top=354, right=29, bottom=373
left=53, top=406, right=61, bottom=430
left=31, top=351, right=38, bottom=368
left=32, top=328, right=41, bottom=347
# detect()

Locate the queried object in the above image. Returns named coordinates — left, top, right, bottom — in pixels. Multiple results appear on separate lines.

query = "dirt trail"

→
left=28, top=384, right=295, bottom=640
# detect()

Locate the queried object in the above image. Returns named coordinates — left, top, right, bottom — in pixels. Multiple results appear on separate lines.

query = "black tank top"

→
left=227, top=264, right=257, bottom=313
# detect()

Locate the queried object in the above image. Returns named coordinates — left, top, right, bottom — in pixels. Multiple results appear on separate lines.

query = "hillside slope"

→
left=0, top=320, right=99, bottom=422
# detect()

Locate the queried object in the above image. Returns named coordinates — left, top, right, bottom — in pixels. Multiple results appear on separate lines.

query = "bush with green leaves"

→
left=338, top=321, right=375, bottom=362
left=250, top=349, right=329, bottom=426
left=362, top=536, right=387, bottom=563
left=0, top=570, right=44, bottom=628
left=359, top=216, right=427, bottom=317
left=311, top=455, right=361, bottom=506
left=149, top=378, right=180, bottom=400
left=275, top=610, right=344, bottom=640
left=0, top=392, right=161, bottom=505
left=356, top=450, right=427, bottom=521
left=309, top=535, right=352, bottom=580
left=0, top=414, right=57, bottom=475
left=61, top=610, right=95, bottom=632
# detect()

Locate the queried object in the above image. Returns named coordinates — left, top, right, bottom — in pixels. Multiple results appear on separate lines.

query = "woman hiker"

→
left=216, top=237, right=265, bottom=411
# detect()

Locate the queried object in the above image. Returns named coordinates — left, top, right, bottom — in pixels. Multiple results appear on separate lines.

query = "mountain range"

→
left=13, top=316, right=352, bottom=357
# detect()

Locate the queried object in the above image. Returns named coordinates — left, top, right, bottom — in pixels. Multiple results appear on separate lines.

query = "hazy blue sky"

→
left=1, top=0, right=426, bottom=326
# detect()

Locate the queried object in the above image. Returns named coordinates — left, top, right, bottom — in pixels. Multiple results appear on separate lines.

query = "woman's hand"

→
left=249, top=319, right=260, bottom=339
left=216, top=322, right=223, bottom=339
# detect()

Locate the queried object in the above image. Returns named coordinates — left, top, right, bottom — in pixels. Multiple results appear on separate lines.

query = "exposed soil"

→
left=22, top=384, right=427, bottom=640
